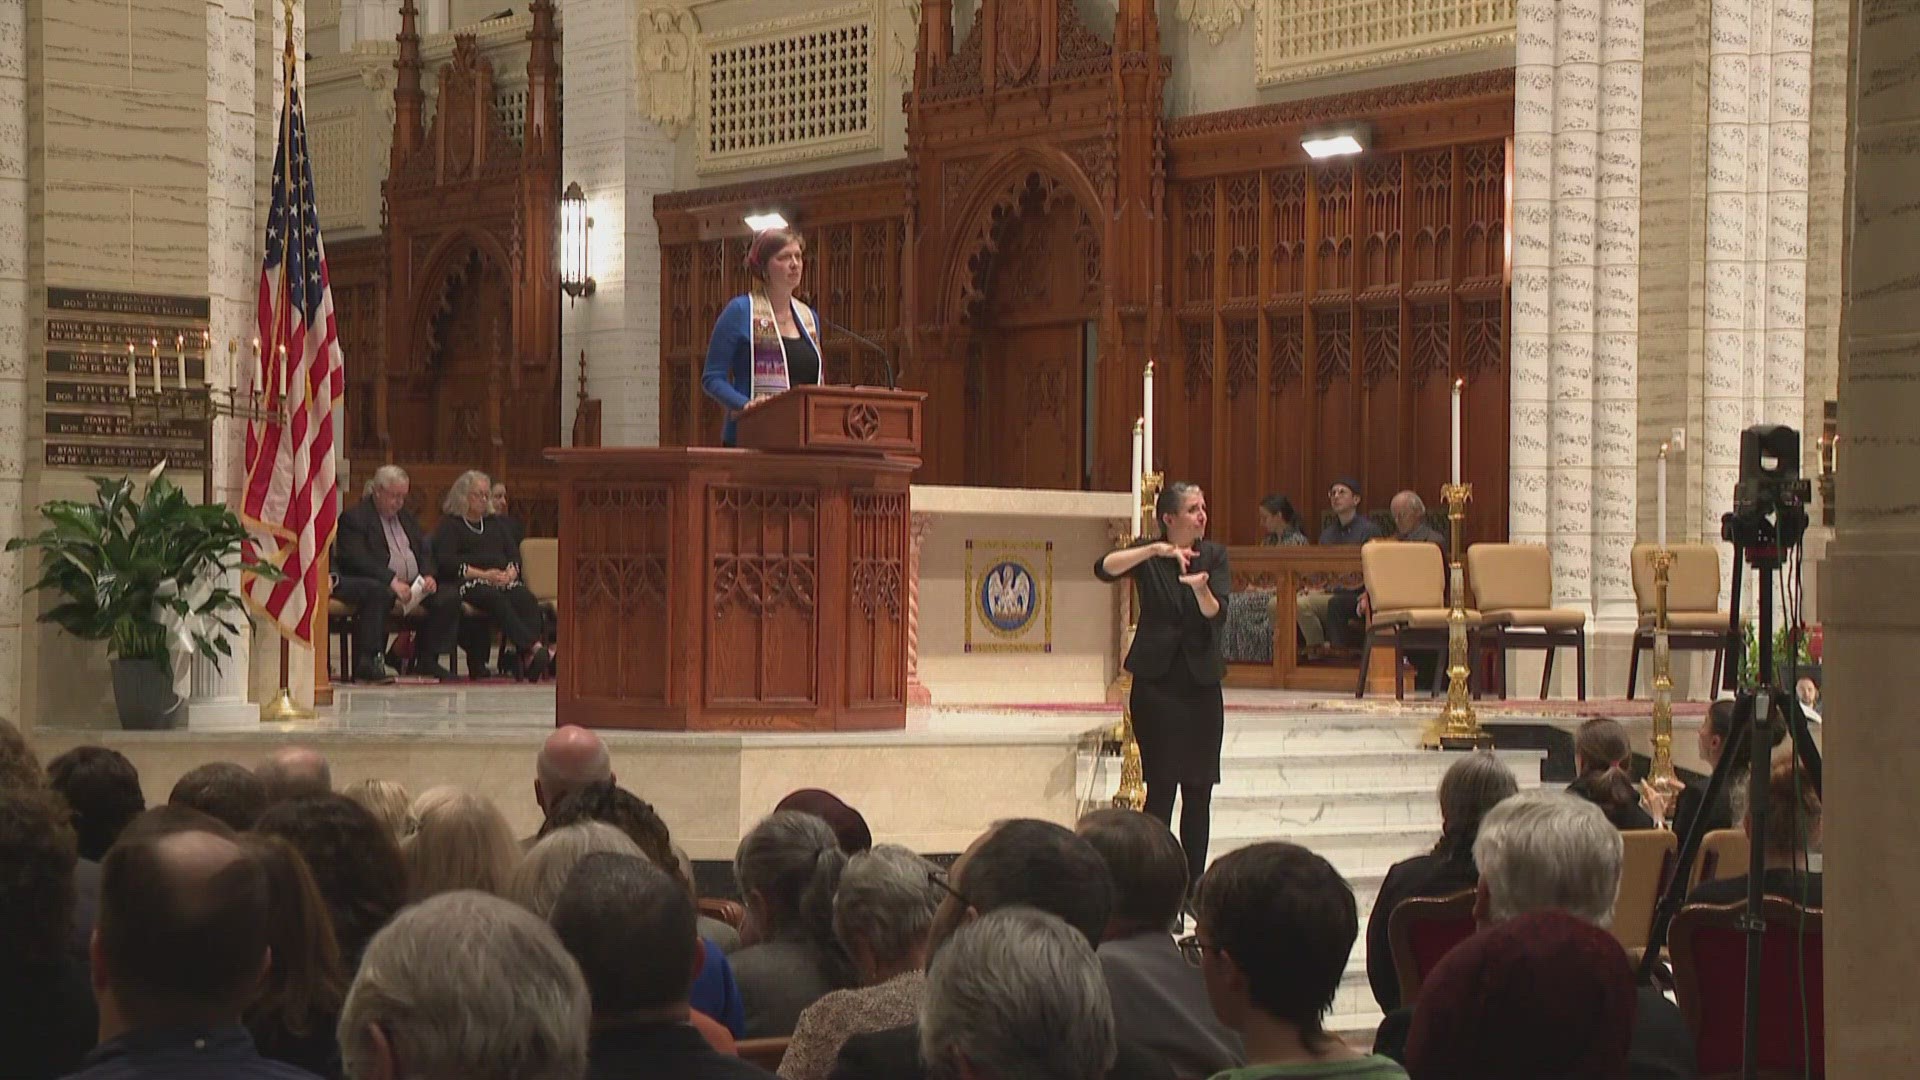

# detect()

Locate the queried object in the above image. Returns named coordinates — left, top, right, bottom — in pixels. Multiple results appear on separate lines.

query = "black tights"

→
left=1143, top=779, right=1214, bottom=888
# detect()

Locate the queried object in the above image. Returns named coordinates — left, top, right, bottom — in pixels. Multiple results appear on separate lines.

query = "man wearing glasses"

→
left=1298, top=478, right=1378, bottom=654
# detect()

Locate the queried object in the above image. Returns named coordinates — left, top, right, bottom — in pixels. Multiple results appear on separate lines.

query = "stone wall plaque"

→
left=40, top=288, right=213, bottom=473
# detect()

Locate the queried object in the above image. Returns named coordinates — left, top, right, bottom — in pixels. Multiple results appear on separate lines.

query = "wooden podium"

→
left=546, top=386, right=925, bottom=732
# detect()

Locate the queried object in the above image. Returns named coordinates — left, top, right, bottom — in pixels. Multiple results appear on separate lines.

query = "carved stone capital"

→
left=636, top=6, right=699, bottom=135
left=1177, top=0, right=1255, bottom=47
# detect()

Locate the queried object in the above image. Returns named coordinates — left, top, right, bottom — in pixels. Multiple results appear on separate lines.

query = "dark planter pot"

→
left=110, top=658, right=183, bottom=730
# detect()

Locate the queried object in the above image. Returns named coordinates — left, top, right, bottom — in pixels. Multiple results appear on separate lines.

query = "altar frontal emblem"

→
left=965, top=540, right=1052, bottom=653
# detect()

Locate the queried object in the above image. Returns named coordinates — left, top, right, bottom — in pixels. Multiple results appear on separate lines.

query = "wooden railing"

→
left=1222, top=545, right=1393, bottom=693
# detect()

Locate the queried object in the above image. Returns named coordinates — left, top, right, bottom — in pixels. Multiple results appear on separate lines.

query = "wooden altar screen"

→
left=546, top=389, right=919, bottom=732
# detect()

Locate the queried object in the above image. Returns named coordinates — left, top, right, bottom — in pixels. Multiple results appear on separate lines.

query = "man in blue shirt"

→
left=65, top=829, right=319, bottom=1080
left=1299, top=478, right=1380, bottom=650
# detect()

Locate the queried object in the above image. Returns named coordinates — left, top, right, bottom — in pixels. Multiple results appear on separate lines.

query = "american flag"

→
left=242, top=77, right=344, bottom=645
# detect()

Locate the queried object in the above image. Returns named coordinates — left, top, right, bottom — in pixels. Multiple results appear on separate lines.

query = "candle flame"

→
left=1659, top=442, right=1669, bottom=458
left=1453, top=377, right=1464, bottom=391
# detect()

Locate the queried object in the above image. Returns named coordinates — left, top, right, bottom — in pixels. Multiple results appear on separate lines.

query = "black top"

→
left=1365, top=847, right=1480, bottom=1012
left=1095, top=538, right=1231, bottom=684
left=1690, top=867, right=1823, bottom=908
left=782, top=334, right=820, bottom=388
left=587, top=1019, right=775, bottom=1080
left=0, top=952, right=97, bottom=1080
left=492, top=512, right=527, bottom=547
left=429, top=513, right=522, bottom=585
left=830, top=1022, right=1175, bottom=1080
left=63, top=1025, right=322, bottom=1080
left=1321, top=514, right=1382, bottom=545
left=335, top=498, right=431, bottom=584
left=1672, top=778, right=1733, bottom=846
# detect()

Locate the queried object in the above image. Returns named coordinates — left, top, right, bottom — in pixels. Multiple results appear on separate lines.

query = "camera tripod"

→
left=1636, top=430, right=1824, bottom=1080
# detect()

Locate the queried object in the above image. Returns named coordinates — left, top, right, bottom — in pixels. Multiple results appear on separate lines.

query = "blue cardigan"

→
left=701, top=293, right=823, bottom=445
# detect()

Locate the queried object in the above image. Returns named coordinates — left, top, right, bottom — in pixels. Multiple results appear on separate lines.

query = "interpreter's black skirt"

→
left=1128, top=658, right=1225, bottom=789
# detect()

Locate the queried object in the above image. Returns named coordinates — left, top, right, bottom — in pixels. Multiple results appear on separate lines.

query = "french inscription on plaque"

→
left=40, top=288, right=213, bottom=472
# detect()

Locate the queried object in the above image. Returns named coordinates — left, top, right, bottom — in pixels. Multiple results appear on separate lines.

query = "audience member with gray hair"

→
left=335, top=463, right=439, bottom=683
left=534, top=726, right=615, bottom=830
left=548, top=853, right=771, bottom=1079
left=779, top=845, right=943, bottom=1080
left=1366, top=751, right=1518, bottom=1011
left=340, top=890, right=590, bottom=1080
left=920, top=906, right=1117, bottom=1080
left=831, top=820, right=1172, bottom=1080
left=428, top=469, right=553, bottom=683
left=1373, top=791, right=1695, bottom=1078
left=1076, top=809, right=1244, bottom=1078
left=511, top=821, right=646, bottom=920
left=731, top=811, right=855, bottom=1038
left=256, top=746, right=333, bottom=802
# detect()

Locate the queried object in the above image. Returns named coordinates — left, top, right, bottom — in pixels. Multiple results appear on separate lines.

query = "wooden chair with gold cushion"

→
left=1687, top=828, right=1750, bottom=891
left=1612, top=828, right=1680, bottom=953
left=1628, top=543, right=1738, bottom=699
left=519, top=537, right=560, bottom=618
left=1465, top=542, right=1587, bottom=700
left=1387, top=888, right=1479, bottom=1006
left=1356, top=540, right=1483, bottom=700
left=735, top=1037, right=789, bottom=1072
left=1671, top=896, right=1823, bottom=1078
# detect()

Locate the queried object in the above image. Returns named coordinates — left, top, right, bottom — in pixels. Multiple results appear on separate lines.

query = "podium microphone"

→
left=819, top=315, right=896, bottom=390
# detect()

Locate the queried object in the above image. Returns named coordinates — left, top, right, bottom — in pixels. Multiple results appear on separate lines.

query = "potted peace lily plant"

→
left=5, top=466, right=281, bottom=729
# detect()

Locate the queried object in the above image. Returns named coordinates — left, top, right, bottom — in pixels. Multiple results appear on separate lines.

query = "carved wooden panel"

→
left=1225, top=176, right=1260, bottom=301
left=707, top=487, right=820, bottom=709
left=846, top=490, right=906, bottom=708
left=570, top=485, right=672, bottom=706
left=1315, top=164, right=1354, bottom=295
left=1270, top=170, right=1308, bottom=297
left=1182, top=181, right=1216, bottom=308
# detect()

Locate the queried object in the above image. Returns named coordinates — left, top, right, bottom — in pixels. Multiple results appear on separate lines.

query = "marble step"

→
left=1211, top=783, right=1472, bottom=833
left=1218, top=717, right=1429, bottom=755
left=1217, top=747, right=1548, bottom=793
left=1209, top=823, right=1443, bottom=877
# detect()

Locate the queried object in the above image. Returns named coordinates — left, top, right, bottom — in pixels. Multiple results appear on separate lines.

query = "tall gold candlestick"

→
left=1433, top=482, right=1491, bottom=750
left=1648, top=547, right=1681, bottom=796
left=1110, top=468, right=1164, bottom=812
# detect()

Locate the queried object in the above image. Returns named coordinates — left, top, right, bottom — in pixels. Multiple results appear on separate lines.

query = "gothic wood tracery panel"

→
left=569, top=484, right=672, bottom=706
left=707, top=486, right=821, bottom=711
left=846, top=490, right=907, bottom=710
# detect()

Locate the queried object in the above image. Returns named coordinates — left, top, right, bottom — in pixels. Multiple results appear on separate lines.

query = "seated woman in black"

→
left=430, top=470, right=552, bottom=682
left=1366, top=750, right=1519, bottom=1012
left=1566, top=717, right=1658, bottom=830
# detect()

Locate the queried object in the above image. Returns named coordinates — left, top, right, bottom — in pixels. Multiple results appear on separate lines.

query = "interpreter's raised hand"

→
left=1178, top=571, right=1211, bottom=591
left=1149, top=542, right=1196, bottom=573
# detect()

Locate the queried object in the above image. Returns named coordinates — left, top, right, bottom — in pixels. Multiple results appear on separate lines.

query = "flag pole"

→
left=261, top=0, right=314, bottom=722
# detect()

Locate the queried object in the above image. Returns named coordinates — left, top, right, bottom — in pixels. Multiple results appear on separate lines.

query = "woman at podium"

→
left=1095, top=482, right=1230, bottom=888
left=702, top=227, right=825, bottom=446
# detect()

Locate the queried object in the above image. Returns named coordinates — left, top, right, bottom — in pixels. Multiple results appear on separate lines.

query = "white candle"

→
left=127, top=343, right=137, bottom=399
left=1658, top=443, right=1669, bottom=548
left=1130, top=418, right=1144, bottom=533
left=175, top=334, right=186, bottom=391
left=151, top=339, right=161, bottom=394
left=278, top=344, right=289, bottom=397
left=1143, top=360, right=1155, bottom=472
left=1451, top=378, right=1463, bottom=484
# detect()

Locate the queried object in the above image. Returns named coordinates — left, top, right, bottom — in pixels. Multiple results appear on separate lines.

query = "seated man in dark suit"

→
left=829, top=820, right=1175, bottom=1080
left=333, top=464, right=442, bottom=682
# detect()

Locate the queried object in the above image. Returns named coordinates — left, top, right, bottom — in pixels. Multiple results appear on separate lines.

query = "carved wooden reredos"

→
left=330, top=0, right=563, bottom=535
left=656, top=0, right=1516, bottom=545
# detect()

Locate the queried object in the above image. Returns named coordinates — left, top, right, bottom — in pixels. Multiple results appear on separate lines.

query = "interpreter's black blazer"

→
left=1096, top=538, right=1231, bottom=685
left=335, top=497, right=431, bottom=584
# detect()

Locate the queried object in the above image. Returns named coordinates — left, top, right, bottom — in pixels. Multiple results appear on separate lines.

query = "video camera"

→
left=1723, top=424, right=1810, bottom=552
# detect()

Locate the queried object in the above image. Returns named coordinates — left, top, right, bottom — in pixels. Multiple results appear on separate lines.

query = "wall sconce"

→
left=743, top=211, right=790, bottom=232
left=560, top=181, right=595, bottom=300
left=1301, top=126, right=1369, bottom=159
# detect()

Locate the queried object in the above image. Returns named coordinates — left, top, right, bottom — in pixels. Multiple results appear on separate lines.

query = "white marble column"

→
left=190, top=0, right=263, bottom=729
left=1510, top=0, right=1643, bottom=626
left=560, top=0, right=681, bottom=448
left=0, top=0, right=26, bottom=730
left=1827, top=3, right=1920, bottom=1065
left=1702, top=0, right=1814, bottom=607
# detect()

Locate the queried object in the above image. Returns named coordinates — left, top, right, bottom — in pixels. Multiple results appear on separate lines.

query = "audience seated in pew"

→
left=734, top=812, right=858, bottom=1039
left=45, top=746, right=146, bottom=863
left=171, top=761, right=271, bottom=833
left=0, top=713, right=1830, bottom=1080
left=1566, top=718, right=1660, bottom=830
left=1689, top=756, right=1822, bottom=908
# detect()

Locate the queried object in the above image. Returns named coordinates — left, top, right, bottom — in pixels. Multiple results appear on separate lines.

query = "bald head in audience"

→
left=256, top=746, right=332, bottom=801
left=535, top=726, right=613, bottom=818
left=94, top=828, right=270, bottom=1037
